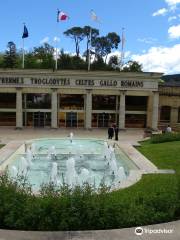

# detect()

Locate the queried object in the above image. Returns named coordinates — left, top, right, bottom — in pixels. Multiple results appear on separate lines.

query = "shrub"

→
left=151, top=132, right=180, bottom=143
left=0, top=173, right=179, bottom=231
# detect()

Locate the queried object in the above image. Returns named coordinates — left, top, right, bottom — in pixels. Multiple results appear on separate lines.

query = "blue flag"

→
left=22, top=25, right=29, bottom=38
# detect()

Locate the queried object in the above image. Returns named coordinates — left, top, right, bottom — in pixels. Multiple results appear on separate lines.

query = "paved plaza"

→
left=0, top=127, right=144, bottom=144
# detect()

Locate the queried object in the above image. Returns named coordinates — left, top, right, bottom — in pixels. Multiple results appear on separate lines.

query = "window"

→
left=60, top=94, right=84, bottom=110
left=160, top=106, right=171, bottom=121
left=178, top=107, right=180, bottom=123
left=126, top=96, right=147, bottom=111
left=24, top=94, right=51, bottom=109
left=0, top=93, right=16, bottom=108
left=92, top=95, right=116, bottom=110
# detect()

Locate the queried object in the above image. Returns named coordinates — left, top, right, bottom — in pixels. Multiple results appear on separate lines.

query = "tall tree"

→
left=92, top=32, right=120, bottom=62
left=64, top=27, right=84, bottom=57
left=82, top=26, right=99, bottom=62
left=106, top=32, right=120, bottom=50
left=122, top=61, right=142, bottom=72
left=33, top=43, right=54, bottom=68
left=3, top=41, right=18, bottom=68
left=93, top=36, right=111, bottom=60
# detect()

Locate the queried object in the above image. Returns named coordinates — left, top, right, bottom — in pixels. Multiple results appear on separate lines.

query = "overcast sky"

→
left=1, top=0, right=180, bottom=74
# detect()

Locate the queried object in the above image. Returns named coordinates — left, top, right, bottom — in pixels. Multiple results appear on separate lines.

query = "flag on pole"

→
left=57, top=9, right=69, bottom=22
left=22, top=24, right=28, bottom=38
left=90, top=9, right=100, bottom=22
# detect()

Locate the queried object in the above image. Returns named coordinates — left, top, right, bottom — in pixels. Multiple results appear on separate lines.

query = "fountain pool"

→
left=7, top=138, right=138, bottom=191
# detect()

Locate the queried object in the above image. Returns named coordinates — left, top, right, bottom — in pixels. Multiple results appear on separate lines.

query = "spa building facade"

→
left=0, top=70, right=179, bottom=131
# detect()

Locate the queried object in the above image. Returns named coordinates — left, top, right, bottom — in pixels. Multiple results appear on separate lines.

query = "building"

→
left=0, top=70, right=179, bottom=131
left=159, top=74, right=180, bottom=131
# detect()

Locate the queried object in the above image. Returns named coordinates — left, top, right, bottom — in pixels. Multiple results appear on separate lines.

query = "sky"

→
left=1, top=0, right=180, bottom=74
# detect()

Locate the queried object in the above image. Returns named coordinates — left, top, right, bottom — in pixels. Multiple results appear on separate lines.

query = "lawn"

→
left=136, top=140, right=180, bottom=173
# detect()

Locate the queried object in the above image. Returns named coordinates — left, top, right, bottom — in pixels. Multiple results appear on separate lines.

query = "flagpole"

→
left=120, top=27, right=125, bottom=71
left=88, top=27, right=92, bottom=71
left=55, top=38, right=58, bottom=71
left=22, top=37, right=25, bottom=69
left=54, top=9, right=59, bottom=71
left=22, top=23, right=25, bottom=69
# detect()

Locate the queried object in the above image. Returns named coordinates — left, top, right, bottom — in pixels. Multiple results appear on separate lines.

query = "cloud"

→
left=137, top=37, right=158, bottom=44
left=152, top=8, right=168, bottom=16
left=53, top=36, right=60, bottom=42
left=168, top=16, right=177, bottom=21
left=131, top=44, right=180, bottom=74
left=168, top=24, right=180, bottom=38
left=165, top=0, right=180, bottom=6
left=40, top=37, right=49, bottom=44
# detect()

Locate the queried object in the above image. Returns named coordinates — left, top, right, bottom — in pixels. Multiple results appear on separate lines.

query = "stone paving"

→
left=0, top=127, right=179, bottom=240
left=0, top=220, right=179, bottom=240
left=0, top=127, right=144, bottom=144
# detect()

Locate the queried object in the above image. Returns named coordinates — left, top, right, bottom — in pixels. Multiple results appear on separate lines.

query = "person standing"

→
left=114, top=125, right=119, bottom=141
left=108, top=125, right=114, bottom=139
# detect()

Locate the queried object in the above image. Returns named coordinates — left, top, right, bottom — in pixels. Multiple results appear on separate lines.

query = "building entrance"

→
left=92, top=113, right=115, bottom=128
left=24, top=112, right=51, bottom=127
left=66, top=112, right=77, bottom=127
left=33, top=112, right=45, bottom=127
left=98, top=113, right=109, bottom=127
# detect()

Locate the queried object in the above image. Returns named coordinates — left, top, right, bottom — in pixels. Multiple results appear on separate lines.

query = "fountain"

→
left=65, top=157, right=78, bottom=187
left=47, top=146, right=57, bottom=160
left=19, top=157, right=29, bottom=175
left=26, top=149, right=33, bottom=167
left=11, top=166, right=18, bottom=178
left=79, top=168, right=90, bottom=185
left=7, top=138, right=135, bottom=191
left=70, top=132, right=73, bottom=143
left=50, top=162, right=58, bottom=184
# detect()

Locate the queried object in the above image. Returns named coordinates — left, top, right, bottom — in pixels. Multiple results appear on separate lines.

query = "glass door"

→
left=66, top=112, right=77, bottom=127
left=98, top=113, right=109, bottom=127
left=33, top=112, right=45, bottom=127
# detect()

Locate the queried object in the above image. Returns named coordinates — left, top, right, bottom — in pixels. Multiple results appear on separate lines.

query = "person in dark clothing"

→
left=114, top=125, right=119, bottom=141
left=108, top=125, right=114, bottom=139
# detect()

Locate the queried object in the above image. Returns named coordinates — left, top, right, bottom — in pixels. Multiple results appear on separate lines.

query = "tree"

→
left=93, top=36, right=111, bottom=60
left=106, top=33, right=120, bottom=48
left=24, top=52, right=41, bottom=69
left=33, top=43, right=54, bottom=69
left=3, top=41, right=18, bottom=68
left=122, top=61, right=142, bottom=72
left=82, top=26, right=99, bottom=62
left=64, top=27, right=84, bottom=57
left=92, top=32, right=120, bottom=62
left=108, top=55, right=119, bottom=66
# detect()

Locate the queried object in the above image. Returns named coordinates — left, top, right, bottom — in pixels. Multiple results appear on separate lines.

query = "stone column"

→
left=51, top=89, right=58, bottom=128
left=151, top=91, right=159, bottom=130
left=119, top=91, right=126, bottom=129
left=85, top=90, right=92, bottom=129
left=115, top=95, right=119, bottom=125
left=170, top=107, right=178, bottom=124
left=16, top=88, right=23, bottom=129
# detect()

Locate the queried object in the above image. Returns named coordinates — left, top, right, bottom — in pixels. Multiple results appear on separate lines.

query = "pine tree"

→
left=3, top=41, right=18, bottom=68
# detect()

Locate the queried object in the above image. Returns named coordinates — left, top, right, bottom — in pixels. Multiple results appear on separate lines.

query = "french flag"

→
left=57, top=10, right=69, bottom=21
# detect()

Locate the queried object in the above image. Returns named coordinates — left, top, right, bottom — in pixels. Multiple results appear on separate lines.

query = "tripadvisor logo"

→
left=135, top=226, right=174, bottom=235
left=135, top=227, right=143, bottom=235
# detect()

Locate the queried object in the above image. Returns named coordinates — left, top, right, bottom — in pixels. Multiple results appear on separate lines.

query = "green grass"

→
left=136, top=140, right=180, bottom=173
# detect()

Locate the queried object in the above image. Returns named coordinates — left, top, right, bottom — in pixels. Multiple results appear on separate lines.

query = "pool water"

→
left=8, top=139, right=138, bottom=191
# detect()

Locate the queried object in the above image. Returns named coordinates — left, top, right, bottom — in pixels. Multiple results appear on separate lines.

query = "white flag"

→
left=90, top=10, right=100, bottom=22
